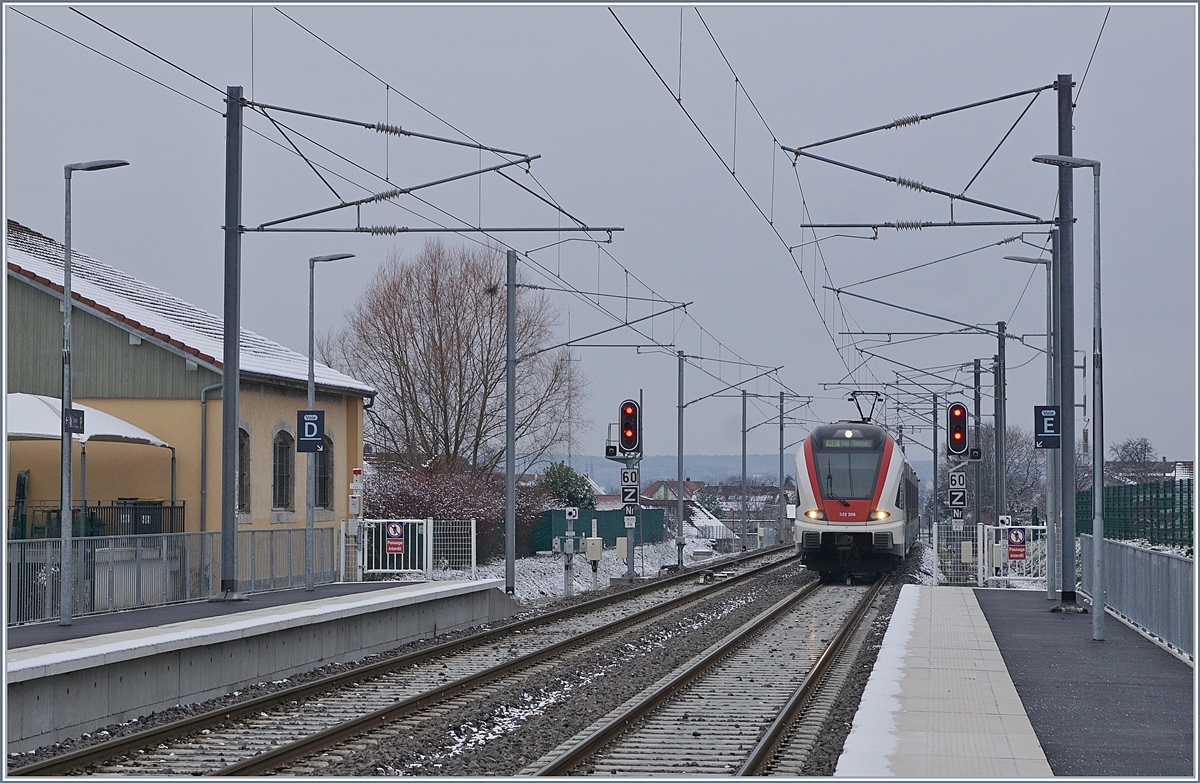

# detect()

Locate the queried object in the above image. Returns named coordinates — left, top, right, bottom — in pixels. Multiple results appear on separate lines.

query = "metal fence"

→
left=1080, top=534, right=1193, bottom=657
left=8, top=500, right=187, bottom=539
left=361, top=519, right=477, bottom=580
left=1075, top=479, right=1193, bottom=547
left=978, top=524, right=1049, bottom=587
left=6, top=527, right=337, bottom=626
left=931, top=518, right=978, bottom=585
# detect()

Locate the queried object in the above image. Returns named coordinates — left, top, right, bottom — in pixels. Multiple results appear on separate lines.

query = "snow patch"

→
left=834, top=584, right=919, bottom=776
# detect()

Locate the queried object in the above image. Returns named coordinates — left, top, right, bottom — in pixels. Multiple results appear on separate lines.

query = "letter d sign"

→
left=297, top=409, right=325, bottom=452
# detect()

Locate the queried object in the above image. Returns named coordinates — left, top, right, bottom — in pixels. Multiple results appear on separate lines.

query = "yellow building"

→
left=5, top=220, right=375, bottom=536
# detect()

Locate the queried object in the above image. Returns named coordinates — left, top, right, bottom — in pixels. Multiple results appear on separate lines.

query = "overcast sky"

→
left=5, top=3, right=1196, bottom=468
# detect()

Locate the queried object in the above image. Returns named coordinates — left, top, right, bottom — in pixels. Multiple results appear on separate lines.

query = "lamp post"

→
left=1035, top=153, right=1103, bottom=640
left=307, top=253, right=355, bottom=591
left=60, top=159, right=128, bottom=626
left=1004, top=250, right=1058, bottom=602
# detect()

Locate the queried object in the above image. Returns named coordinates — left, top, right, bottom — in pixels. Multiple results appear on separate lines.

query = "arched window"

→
left=272, top=431, right=295, bottom=510
left=237, top=428, right=251, bottom=513
left=316, top=436, right=334, bottom=509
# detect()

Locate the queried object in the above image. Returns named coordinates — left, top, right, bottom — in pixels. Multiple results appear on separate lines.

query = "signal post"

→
left=945, top=403, right=970, bottom=581
left=606, top=398, right=642, bottom=580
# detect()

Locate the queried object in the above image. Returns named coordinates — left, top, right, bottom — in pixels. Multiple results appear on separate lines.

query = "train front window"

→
left=814, top=450, right=882, bottom=500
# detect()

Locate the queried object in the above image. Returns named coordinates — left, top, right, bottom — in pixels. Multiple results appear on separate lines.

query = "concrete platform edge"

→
left=6, top=580, right=517, bottom=752
left=6, top=579, right=506, bottom=682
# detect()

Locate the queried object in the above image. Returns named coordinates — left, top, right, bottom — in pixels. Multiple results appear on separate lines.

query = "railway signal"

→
left=947, top=402, right=968, bottom=455
left=619, top=399, right=641, bottom=454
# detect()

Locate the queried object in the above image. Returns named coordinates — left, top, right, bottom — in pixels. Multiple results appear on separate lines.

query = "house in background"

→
left=5, top=220, right=375, bottom=536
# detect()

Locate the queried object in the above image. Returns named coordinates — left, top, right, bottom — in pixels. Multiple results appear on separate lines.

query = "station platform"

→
left=6, top=578, right=517, bottom=752
left=836, top=585, right=1194, bottom=777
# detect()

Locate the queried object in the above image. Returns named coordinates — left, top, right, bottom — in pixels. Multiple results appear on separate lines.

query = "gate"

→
left=360, top=519, right=478, bottom=580
left=362, top=519, right=428, bottom=576
left=979, top=524, right=1048, bottom=587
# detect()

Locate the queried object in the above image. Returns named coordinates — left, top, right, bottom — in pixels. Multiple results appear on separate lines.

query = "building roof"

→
left=643, top=480, right=706, bottom=501
left=6, top=221, right=374, bottom=397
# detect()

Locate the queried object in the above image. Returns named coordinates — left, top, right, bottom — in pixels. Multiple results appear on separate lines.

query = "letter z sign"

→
left=297, top=410, right=325, bottom=452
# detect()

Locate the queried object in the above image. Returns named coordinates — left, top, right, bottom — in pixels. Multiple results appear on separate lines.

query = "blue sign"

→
left=297, top=410, right=325, bottom=452
left=1034, top=405, right=1061, bottom=449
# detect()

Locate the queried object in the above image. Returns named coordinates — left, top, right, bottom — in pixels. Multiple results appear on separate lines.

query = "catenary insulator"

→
left=375, top=122, right=405, bottom=137
left=894, top=220, right=924, bottom=231
left=368, top=225, right=401, bottom=235
left=895, top=176, right=924, bottom=192
left=372, top=188, right=402, bottom=202
left=891, top=113, right=922, bottom=128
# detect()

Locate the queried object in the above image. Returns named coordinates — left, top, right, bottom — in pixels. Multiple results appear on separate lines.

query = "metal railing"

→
left=6, top=527, right=337, bottom=626
left=978, top=524, right=1049, bottom=587
left=1075, top=479, right=1193, bottom=547
left=1080, top=534, right=1193, bottom=658
left=361, top=519, right=477, bottom=580
left=8, top=500, right=186, bottom=539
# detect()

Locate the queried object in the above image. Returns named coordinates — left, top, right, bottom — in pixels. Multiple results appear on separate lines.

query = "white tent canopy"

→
left=7, top=393, right=176, bottom=507
left=6, top=393, right=170, bottom=447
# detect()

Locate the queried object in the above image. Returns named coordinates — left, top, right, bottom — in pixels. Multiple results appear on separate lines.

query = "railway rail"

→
left=527, top=576, right=884, bottom=776
left=9, top=546, right=793, bottom=776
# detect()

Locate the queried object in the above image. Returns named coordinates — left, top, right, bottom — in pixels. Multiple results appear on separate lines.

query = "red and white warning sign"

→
left=1007, top=526, right=1026, bottom=560
left=385, top=521, right=405, bottom=554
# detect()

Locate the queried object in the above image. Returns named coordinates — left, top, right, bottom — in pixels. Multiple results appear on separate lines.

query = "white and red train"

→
left=793, top=420, right=920, bottom=580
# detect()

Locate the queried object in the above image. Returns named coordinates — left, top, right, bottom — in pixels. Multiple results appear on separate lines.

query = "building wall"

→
left=7, top=278, right=368, bottom=534
left=7, top=279, right=222, bottom=398
left=6, top=392, right=364, bottom=534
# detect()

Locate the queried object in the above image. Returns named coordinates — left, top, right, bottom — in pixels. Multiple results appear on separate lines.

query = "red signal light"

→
left=618, top=400, right=641, bottom=452
left=947, top=402, right=968, bottom=455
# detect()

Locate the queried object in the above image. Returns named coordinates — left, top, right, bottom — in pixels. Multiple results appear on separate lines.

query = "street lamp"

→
left=1035, top=153, right=1103, bottom=640
left=1005, top=249, right=1062, bottom=603
left=307, top=253, right=355, bottom=591
left=60, top=158, right=129, bottom=626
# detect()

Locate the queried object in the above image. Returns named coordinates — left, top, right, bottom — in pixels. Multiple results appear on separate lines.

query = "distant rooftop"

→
left=6, top=220, right=374, bottom=397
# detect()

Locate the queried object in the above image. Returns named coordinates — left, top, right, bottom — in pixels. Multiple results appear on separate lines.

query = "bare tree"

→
left=1110, top=436, right=1157, bottom=463
left=324, top=239, right=586, bottom=473
left=935, top=422, right=1047, bottom=525
left=1107, top=436, right=1162, bottom=484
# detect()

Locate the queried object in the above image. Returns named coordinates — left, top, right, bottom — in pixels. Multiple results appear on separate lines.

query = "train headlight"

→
left=804, top=509, right=826, bottom=520
left=869, top=510, right=891, bottom=521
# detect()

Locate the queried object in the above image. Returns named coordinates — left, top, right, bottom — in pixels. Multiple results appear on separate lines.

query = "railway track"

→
left=526, top=576, right=884, bottom=776
left=9, top=546, right=794, bottom=776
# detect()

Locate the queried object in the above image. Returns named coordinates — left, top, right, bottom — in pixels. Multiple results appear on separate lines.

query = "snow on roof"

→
left=7, top=393, right=170, bottom=447
left=6, top=221, right=374, bottom=397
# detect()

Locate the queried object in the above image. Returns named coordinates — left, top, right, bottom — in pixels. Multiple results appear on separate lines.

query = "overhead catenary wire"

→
left=842, top=236, right=1020, bottom=290
left=788, top=83, right=1055, bottom=152
left=271, top=5, right=788, bottom=401
left=611, top=8, right=855, bottom=381
left=26, top=5, right=815, bottom=412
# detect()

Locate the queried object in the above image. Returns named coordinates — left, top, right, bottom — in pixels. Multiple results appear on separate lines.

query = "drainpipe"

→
left=200, top=382, right=223, bottom=532
left=169, top=446, right=177, bottom=504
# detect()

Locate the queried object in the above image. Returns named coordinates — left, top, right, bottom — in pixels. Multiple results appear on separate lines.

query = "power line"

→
left=71, top=7, right=224, bottom=95
left=611, top=8, right=855, bottom=381
left=26, top=5, right=798, bottom=410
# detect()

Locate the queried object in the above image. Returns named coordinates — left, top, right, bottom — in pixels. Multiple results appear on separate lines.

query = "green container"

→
left=531, top=508, right=666, bottom=553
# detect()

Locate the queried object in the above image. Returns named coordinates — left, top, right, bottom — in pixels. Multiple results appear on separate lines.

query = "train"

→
left=793, top=419, right=920, bottom=580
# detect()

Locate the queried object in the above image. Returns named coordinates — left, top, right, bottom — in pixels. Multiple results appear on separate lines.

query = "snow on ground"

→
left=472, top=535, right=724, bottom=605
